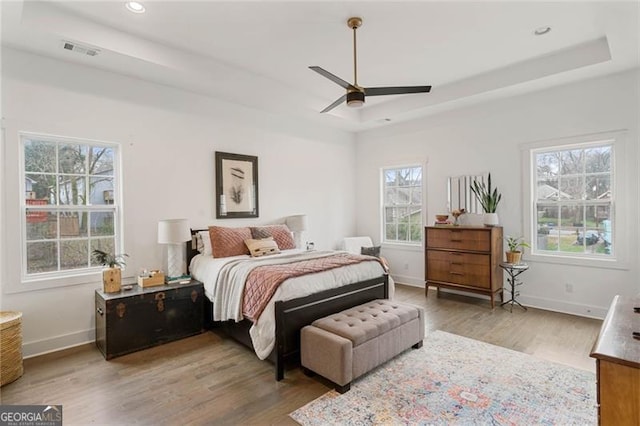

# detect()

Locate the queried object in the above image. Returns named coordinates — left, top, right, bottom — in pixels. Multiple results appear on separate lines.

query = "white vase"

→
left=484, top=213, right=499, bottom=226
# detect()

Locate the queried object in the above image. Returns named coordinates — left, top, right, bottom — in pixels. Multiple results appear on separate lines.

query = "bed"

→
left=187, top=226, right=391, bottom=381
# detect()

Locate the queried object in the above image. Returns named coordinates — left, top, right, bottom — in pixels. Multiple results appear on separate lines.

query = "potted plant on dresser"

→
left=505, top=236, right=530, bottom=264
left=92, top=249, right=129, bottom=293
left=470, top=173, right=502, bottom=226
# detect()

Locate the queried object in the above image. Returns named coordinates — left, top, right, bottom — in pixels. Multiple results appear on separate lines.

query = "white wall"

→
left=0, top=48, right=357, bottom=356
left=356, top=69, right=640, bottom=318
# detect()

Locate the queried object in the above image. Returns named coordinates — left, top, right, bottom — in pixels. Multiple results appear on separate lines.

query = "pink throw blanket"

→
left=243, top=253, right=381, bottom=322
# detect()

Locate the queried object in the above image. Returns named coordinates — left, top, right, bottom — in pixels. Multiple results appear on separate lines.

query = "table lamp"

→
left=157, top=218, right=191, bottom=281
left=286, top=214, right=308, bottom=249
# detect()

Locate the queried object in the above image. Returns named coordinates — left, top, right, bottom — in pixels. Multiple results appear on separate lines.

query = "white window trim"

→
left=16, top=132, right=125, bottom=290
left=521, top=129, right=629, bottom=270
left=380, top=163, right=426, bottom=247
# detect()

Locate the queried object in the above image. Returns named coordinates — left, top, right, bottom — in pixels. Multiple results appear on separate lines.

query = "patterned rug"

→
left=290, top=330, right=596, bottom=425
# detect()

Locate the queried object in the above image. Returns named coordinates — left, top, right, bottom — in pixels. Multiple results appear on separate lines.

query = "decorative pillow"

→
left=250, top=225, right=296, bottom=250
left=361, top=246, right=381, bottom=257
left=209, top=226, right=252, bottom=258
left=195, top=230, right=212, bottom=255
left=251, top=227, right=273, bottom=240
left=245, top=237, right=280, bottom=257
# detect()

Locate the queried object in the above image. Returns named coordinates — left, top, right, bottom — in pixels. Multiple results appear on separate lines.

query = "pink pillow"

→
left=250, top=225, right=296, bottom=250
left=209, top=226, right=252, bottom=258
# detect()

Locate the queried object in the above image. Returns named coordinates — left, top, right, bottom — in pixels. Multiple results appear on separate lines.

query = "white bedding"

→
left=189, top=249, right=394, bottom=359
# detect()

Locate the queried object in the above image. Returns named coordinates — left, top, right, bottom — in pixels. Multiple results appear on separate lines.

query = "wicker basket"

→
left=1, top=311, right=24, bottom=386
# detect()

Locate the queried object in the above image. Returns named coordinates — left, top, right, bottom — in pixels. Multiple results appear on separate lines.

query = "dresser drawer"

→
left=426, top=250, right=491, bottom=288
left=427, top=228, right=491, bottom=252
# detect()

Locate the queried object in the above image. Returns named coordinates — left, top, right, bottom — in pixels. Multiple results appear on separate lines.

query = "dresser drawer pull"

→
left=450, top=239, right=463, bottom=242
left=96, top=307, right=104, bottom=316
left=450, top=262, right=463, bottom=266
left=450, top=272, right=464, bottom=276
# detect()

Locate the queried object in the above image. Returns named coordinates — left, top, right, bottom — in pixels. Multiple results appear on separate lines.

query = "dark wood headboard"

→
left=186, top=228, right=207, bottom=274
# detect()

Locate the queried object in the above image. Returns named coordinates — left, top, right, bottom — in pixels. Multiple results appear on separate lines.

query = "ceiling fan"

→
left=310, top=17, right=432, bottom=113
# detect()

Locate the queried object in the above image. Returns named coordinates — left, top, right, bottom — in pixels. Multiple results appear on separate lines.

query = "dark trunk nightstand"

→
left=95, top=279, right=204, bottom=359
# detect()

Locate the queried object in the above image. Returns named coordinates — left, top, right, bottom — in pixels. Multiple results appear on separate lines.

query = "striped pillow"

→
left=209, top=226, right=252, bottom=258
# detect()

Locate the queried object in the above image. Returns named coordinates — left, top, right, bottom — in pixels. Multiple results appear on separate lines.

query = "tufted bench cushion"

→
left=301, top=299, right=424, bottom=393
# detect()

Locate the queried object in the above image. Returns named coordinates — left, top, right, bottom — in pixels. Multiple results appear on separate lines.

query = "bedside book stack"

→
left=165, top=274, right=192, bottom=284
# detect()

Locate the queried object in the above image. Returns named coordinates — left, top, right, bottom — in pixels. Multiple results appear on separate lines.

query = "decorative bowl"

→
left=436, top=214, right=449, bottom=222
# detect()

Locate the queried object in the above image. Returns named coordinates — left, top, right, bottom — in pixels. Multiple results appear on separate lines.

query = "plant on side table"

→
left=92, top=249, right=129, bottom=293
left=505, top=236, right=530, bottom=264
left=470, top=173, right=502, bottom=226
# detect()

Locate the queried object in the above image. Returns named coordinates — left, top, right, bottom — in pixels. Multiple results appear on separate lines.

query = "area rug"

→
left=290, top=330, right=596, bottom=425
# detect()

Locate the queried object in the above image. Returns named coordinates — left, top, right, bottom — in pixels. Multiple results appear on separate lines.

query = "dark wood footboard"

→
left=187, top=229, right=389, bottom=381
left=273, top=274, right=389, bottom=380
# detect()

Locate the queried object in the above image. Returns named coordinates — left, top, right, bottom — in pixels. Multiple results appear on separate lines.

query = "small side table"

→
left=499, top=263, right=529, bottom=312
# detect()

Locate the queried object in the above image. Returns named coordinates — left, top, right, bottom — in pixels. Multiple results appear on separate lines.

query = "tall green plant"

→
left=470, top=173, right=502, bottom=213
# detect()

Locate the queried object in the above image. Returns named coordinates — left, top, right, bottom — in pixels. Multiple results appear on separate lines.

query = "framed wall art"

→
left=215, top=151, right=259, bottom=219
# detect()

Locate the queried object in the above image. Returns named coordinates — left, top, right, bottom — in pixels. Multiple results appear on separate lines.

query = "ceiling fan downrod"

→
left=348, top=17, right=362, bottom=88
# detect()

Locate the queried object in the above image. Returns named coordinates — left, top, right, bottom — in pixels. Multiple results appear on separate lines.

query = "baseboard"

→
left=517, top=295, right=607, bottom=320
left=425, top=286, right=607, bottom=320
left=23, top=328, right=95, bottom=359
left=390, top=274, right=424, bottom=287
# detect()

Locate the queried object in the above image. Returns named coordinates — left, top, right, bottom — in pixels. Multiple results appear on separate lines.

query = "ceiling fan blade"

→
left=320, top=94, right=347, bottom=113
left=309, top=66, right=356, bottom=90
left=364, top=86, right=432, bottom=96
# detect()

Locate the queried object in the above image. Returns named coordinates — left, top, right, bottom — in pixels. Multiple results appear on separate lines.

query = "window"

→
left=382, top=165, right=423, bottom=244
left=532, top=140, right=613, bottom=258
left=21, top=134, right=121, bottom=280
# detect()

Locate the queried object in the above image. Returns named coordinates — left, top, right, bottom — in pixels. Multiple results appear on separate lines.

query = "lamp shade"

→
left=157, top=219, right=191, bottom=244
left=286, top=214, right=308, bottom=232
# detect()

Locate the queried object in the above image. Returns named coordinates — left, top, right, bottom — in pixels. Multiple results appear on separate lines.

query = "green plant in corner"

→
left=470, top=173, right=502, bottom=213
left=505, top=236, right=530, bottom=253
left=92, top=249, right=129, bottom=268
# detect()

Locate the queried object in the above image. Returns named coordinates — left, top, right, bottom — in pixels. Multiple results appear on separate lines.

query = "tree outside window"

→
left=382, top=166, right=423, bottom=244
left=23, top=135, right=120, bottom=277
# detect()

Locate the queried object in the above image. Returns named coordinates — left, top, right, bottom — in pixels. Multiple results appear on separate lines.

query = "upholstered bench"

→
left=300, top=299, right=424, bottom=393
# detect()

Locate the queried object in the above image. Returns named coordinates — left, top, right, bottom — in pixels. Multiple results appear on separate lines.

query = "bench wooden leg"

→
left=335, top=382, right=351, bottom=394
left=412, top=340, right=423, bottom=349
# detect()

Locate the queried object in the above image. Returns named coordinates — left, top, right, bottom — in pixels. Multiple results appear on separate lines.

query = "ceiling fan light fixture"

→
left=346, top=91, right=365, bottom=107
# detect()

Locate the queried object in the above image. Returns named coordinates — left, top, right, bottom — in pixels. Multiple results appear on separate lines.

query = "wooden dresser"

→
left=590, top=295, right=640, bottom=425
left=425, top=226, right=503, bottom=308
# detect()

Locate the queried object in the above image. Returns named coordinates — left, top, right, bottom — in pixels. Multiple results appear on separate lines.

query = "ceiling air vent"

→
left=62, top=41, right=100, bottom=57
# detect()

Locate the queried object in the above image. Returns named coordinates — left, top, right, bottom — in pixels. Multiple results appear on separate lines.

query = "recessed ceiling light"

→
left=125, top=1, right=145, bottom=14
left=534, top=26, right=551, bottom=36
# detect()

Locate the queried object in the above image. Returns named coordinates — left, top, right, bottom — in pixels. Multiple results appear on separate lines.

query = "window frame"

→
left=380, top=164, right=425, bottom=247
left=19, top=132, right=124, bottom=283
left=521, top=130, right=629, bottom=270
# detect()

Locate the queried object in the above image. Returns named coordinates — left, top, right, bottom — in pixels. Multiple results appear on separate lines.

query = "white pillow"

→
left=196, top=230, right=212, bottom=255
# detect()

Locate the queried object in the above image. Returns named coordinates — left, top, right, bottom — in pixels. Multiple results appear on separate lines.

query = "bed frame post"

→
left=275, top=300, right=285, bottom=381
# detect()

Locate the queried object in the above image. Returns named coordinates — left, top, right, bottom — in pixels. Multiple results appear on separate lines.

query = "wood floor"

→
left=0, top=285, right=602, bottom=425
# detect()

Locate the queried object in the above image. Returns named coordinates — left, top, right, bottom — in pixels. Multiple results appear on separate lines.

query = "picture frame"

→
left=215, top=151, right=259, bottom=219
